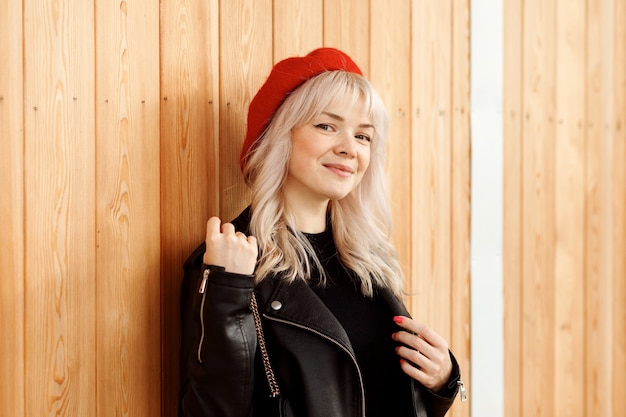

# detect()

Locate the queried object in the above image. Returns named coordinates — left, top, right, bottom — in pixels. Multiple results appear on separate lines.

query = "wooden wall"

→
left=3, top=0, right=622, bottom=417
left=503, top=0, right=626, bottom=416
left=1, top=1, right=470, bottom=416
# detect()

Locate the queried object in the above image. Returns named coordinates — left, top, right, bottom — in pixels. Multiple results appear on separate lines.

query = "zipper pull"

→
left=457, top=380, right=467, bottom=401
left=199, top=269, right=209, bottom=294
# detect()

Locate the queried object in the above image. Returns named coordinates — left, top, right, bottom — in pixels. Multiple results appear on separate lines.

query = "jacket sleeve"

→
left=415, top=350, right=462, bottom=417
left=179, top=261, right=257, bottom=417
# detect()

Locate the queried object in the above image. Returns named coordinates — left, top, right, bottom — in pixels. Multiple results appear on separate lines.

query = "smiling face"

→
left=282, top=95, right=373, bottom=210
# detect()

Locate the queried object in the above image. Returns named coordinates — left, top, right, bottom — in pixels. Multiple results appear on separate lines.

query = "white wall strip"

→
left=470, top=0, right=505, bottom=416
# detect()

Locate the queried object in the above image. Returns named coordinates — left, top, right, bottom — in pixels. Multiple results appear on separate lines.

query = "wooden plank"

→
left=218, top=0, right=273, bottom=221
left=585, top=1, right=615, bottom=416
left=159, top=0, right=220, bottom=416
left=553, top=0, right=586, bottom=414
left=410, top=0, right=453, bottom=340
left=449, top=0, right=471, bottom=415
left=521, top=0, right=557, bottom=415
left=369, top=0, right=411, bottom=309
left=273, top=0, right=323, bottom=58
left=612, top=0, right=626, bottom=414
left=323, top=0, right=370, bottom=75
left=23, top=0, right=96, bottom=415
left=503, top=0, right=523, bottom=416
left=95, top=0, right=161, bottom=415
left=0, top=0, right=25, bottom=416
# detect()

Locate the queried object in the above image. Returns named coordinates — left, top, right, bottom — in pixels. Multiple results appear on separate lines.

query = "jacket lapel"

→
left=255, top=277, right=354, bottom=354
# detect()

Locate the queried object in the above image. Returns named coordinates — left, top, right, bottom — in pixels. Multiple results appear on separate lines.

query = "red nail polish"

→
left=393, top=316, right=403, bottom=324
left=391, top=332, right=397, bottom=340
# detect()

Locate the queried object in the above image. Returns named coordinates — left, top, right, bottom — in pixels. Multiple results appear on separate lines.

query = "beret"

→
left=240, top=47, right=363, bottom=170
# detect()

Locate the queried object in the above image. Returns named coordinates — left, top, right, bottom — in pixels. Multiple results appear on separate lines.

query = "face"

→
left=283, top=96, right=373, bottom=208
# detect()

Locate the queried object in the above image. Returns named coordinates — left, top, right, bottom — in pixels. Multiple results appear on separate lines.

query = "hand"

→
left=202, top=217, right=258, bottom=275
left=392, top=316, right=453, bottom=393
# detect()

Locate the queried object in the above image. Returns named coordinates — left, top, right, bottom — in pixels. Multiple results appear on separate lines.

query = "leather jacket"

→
left=179, top=208, right=461, bottom=417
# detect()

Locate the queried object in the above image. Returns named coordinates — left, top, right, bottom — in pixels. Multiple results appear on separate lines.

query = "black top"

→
left=304, top=228, right=413, bottom=417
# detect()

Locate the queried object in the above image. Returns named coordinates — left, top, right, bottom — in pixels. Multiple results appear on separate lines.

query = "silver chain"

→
left=250, top=293, right=281, bottom=397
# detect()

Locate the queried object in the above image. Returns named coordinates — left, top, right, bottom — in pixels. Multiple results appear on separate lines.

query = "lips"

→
left=323, top=163, right=355, bottom=177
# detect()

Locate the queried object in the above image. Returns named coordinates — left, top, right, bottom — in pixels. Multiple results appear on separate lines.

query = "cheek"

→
left=359, top=150, right=372, bottom=172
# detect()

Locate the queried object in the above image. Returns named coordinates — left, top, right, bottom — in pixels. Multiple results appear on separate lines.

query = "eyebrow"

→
left=321, top=111, right=375, bottom=130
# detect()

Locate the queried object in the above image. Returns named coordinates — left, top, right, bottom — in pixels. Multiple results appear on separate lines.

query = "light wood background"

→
left=0, top=1, right=622, bottom=417
left=504, top=0, right=626, bottom=416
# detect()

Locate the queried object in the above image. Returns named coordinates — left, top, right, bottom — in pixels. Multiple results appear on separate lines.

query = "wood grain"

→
left=585, top=3, right=615, bottom=415
left=23, top=0, right=97, bottom=415
left=369, top=0, right=412, bottom=307
left=522, top=1, right=558, bottom=414
left=503, top=0, right=523, bottom=415
left=95, top=0, right=161, bottom=416
left=449, top=1, right=471, bottom=415
left=553, top=0, right=586, bottom=413
left=273, top=0, right=323, bottom=58
left=159, top=0, right=220, bottom=415
left=218, top=0, right=272, bottom=221
left=410, top=0, right=453, bottom=340
left=612, top=1, right=626, bottom=414
left=0, top=1, right=25, bottom=416
left=323, top=0, right=370, bottom=75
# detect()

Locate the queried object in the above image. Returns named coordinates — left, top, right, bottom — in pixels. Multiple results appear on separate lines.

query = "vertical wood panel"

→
left=369, top=0, right=412, bottom=303
left=159, top=0, right=220, bottom=416
left=0, top=0, right=25, bottom=416
left=521, top=0, right=557, bottom=415
left=553, top=0, right=586, bottom=414
left=411, top=0, right=453, bottom=339
left=23, top=0, right=96, bottom=415
left=95, top=0, right=161, bottom=416
left=218, top=0, right=272, bottom=220
left=503, top=0, right=523, bottom=415
left=273, top=0, right=323, bottom=58
left=450, top=1, right=471, bottom=415
left=585, top=2, right=615, bottom=416
left=323, top=0, right=370, bottom=75
left=612, top=1, right=626, bottom=414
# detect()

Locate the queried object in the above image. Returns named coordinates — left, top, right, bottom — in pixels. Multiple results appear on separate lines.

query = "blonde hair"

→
left=243, top=71, right=404, bottom=298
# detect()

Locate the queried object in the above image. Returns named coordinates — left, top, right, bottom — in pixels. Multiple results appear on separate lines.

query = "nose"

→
left=334, top=131, right=357, bottom=157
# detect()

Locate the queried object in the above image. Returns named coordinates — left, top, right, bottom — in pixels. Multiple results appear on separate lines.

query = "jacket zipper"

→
left=197, top=269, right=210, bottom=363
left=457, top=380, right=467, bottom=401
left=265, top=315, right=366, bottom=417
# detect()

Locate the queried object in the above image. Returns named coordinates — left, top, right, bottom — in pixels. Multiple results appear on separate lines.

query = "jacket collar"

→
left=234, top=206, right=411, bottom=349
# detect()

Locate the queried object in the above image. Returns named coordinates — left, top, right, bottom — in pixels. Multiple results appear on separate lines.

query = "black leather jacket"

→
left=179, top=208, right=461, bottom=417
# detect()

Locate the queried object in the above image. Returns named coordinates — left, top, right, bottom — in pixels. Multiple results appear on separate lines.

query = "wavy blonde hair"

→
left=243, top=70, right=404, bottom=298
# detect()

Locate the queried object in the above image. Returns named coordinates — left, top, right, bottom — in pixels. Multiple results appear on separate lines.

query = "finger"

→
left=221, top=222, right=236, bottom=234
left=393, top=332, right=436, bottom=360
left=397, top=349, right=450, bottom=391
left=393, top=316, right=448, bottom=350
left=399, top=359, right=435, bottom=388
left=206, top=217, right=222, bottom=236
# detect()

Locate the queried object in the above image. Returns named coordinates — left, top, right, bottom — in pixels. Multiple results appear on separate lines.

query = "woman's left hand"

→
left=392, top=316, right=453, bottom=393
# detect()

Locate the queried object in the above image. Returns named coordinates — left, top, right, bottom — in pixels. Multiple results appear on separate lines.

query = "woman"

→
left=179, top=47, right=464, bottom=417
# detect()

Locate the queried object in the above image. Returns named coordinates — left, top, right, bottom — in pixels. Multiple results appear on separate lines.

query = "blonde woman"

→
left=179, top=48, right=463, bottom=417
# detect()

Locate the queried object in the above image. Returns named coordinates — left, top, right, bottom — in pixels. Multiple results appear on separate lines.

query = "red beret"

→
left=240, top=47, right=363, bottom=170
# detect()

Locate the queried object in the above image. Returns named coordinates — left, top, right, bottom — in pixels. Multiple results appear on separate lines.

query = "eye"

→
left=355, top=134, right=371, bottom=142
left=315, top=123, right=335, bottom=132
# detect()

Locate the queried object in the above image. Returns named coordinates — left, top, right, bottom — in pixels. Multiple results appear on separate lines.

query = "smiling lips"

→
left=323, top=163, right=355, bottom=177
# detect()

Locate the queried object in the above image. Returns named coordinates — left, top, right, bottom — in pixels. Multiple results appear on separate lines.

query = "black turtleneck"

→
left=304, top=228, right=413, bottom=417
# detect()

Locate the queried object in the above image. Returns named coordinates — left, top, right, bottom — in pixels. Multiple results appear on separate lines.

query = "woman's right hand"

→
left=202, top=217, right=258, bottom=275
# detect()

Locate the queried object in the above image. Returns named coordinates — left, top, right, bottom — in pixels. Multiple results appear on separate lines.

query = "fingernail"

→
left=391, top=332, right=397, bottom=340
left=393, top=316, right=403, bottom=324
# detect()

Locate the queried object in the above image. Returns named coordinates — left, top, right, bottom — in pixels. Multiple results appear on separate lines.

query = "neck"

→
left=285, top=199, right=329, bottom=233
